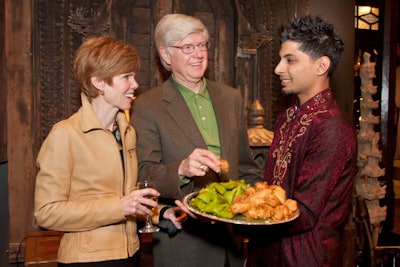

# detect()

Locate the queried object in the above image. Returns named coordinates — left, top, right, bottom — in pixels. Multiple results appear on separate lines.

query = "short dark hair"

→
left=280, top=15, right=344, bottom=77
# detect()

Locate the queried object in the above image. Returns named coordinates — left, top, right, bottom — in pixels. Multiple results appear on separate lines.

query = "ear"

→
left=90, top=76, right=105, bottom=89
left=159, top=46, right=172, bottom=65
left=316, top=56, right=331, bottom=76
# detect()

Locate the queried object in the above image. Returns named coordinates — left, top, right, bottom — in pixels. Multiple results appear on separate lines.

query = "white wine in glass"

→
left=137, top=180, right=160, bottom=233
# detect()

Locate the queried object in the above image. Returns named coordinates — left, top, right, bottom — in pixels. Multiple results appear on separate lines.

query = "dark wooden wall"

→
left=6, top=0, right=35, bottom=256
left=0, top=0, right=6, bottom=163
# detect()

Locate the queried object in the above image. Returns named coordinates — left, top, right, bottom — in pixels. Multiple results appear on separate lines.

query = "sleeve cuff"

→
left=178, top=175, right=191, bottom=186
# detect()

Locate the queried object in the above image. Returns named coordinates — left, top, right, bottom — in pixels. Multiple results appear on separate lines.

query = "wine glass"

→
left=137, top=180, right=160, bottom=233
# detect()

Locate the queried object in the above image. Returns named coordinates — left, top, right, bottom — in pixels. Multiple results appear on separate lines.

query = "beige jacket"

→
left=34, top=93, right=139, bottom=263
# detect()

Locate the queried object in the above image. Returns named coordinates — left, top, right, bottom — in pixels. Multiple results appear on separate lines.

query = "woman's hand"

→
left=120, top=188, right=160, bottom=216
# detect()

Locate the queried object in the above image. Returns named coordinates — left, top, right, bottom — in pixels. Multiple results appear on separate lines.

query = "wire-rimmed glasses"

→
left=169, top=41, right=210, bottom=54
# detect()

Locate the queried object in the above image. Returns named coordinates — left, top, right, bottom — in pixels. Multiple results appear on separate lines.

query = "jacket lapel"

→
left=162, top=79, right=207, bottom=148
left=207, top=82, right=230, bottom=157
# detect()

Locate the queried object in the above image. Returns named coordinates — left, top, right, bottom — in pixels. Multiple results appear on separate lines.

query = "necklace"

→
left=112, top=120, right=122, bottom=149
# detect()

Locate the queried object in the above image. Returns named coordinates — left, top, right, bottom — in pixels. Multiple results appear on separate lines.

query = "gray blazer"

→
left=131, top=77, right=262, bottom=200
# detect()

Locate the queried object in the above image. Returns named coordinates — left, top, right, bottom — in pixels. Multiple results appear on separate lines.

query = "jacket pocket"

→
left=77, top=223, right=125, bottom=252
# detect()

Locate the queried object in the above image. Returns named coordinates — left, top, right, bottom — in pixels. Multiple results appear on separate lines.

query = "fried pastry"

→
left=229, top=182, right=298, bottom=221
left=219, top=158, right=230, bottom=172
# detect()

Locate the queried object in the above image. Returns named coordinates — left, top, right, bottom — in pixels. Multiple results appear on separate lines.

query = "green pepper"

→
left=213, top=204, right=235, bottom=219
left=224, top=187, right=238, bottom=204
left=196, top=191, right=212, bottom=203
left=191, top=198, right=206, bottom=210
left=217, top=210, right=235, bottom=219
left=210, top=182, right=226, bottom=194
left=220, top=180, right=240, bottom=190
left=191, top=180, right=250, bottom=217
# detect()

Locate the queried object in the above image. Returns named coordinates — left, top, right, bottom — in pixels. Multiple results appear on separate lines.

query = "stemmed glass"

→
left=137, top=180, right=160, bottom=233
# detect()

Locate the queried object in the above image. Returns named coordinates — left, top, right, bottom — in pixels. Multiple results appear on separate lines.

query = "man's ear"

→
left=159, top=46, right=171, bottom=65
left=90, top=76, right=104, bottom=89
left=316, top=56, right=331, bottom=76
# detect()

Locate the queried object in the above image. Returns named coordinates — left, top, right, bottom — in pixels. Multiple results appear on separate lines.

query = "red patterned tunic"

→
left=247, top=89, right=357, bottom=267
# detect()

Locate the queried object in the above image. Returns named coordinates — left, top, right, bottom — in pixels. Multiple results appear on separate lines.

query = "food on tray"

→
left=190, top=180, right=250, bottom=219
left=219, top=158, right=230, bottom=172
left=230, top=182, right=298, bottom=221
left=189, top=180, right=298, bottom=222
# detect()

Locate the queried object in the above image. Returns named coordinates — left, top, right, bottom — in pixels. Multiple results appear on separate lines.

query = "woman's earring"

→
left=99, top=90, right=105, bottom=96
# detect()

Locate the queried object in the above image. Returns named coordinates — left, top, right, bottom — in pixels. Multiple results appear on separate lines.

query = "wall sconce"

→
left=355, top=5, right=379, bottom=30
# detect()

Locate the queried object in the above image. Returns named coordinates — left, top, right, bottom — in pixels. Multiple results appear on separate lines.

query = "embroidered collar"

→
left=287, top=88, right=332, bottom=119
left=297, top=88, right=332, bottom=112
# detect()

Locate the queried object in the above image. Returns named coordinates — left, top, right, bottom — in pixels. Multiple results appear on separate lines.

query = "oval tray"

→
left=183, top=191, right=300, bottom=225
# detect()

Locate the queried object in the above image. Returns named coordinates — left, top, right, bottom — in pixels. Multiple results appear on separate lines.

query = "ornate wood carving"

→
left=235, top=0, right=309, bottom=130
left=33, top=0, right=238, bottom=144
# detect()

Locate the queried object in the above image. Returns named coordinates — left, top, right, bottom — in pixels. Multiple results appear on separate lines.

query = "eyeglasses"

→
left=169, top=41, right=210, bottom=54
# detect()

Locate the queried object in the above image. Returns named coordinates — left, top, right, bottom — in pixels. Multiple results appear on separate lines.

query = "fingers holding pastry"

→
left=178, top=149, right=222, bottom=177
left=219, top=158, right=230, bottom=172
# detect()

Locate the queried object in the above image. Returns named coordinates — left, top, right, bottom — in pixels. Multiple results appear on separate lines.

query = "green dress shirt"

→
left=172, top=75, right=221, bottom=186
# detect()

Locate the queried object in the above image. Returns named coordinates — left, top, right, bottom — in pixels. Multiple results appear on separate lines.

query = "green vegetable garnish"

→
left=190, top=180, right=250, bottom=219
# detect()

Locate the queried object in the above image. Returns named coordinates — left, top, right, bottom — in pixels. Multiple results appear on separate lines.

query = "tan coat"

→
left=34, top=93, right=139, bottom=263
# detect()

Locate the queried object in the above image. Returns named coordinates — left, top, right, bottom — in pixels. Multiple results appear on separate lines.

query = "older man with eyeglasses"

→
left=131, top=13, right=263, bottom=267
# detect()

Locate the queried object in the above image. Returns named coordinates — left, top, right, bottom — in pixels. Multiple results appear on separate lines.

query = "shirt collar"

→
left=80, top=92, right=129, bottom=134
left=298, top=88, right=332, bottom=112
left=172, top=75, right=209, bottom=101
left=287, top=88, right=333, bottom=119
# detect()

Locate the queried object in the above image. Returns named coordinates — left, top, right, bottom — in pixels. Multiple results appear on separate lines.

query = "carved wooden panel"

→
left=34, top=0, right=236, bottom=144
left=35, top=0, right=152, bottom=143
left=235, top=0, right=309, bottom=130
